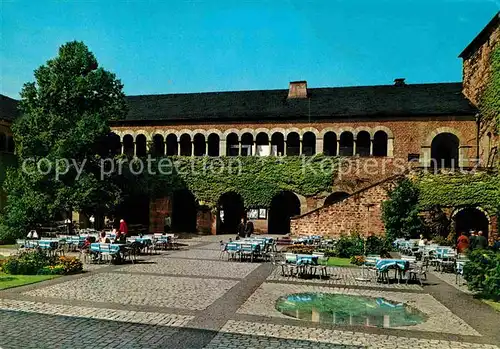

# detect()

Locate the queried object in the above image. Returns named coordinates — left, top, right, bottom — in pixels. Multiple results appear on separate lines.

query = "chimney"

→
left=394, top=78, right=406, bottom=87
left=288, top=81, right=308, bottom=99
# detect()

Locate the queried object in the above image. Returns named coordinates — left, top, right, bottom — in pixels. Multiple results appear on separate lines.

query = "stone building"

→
left=0, top=12, right=498, bottom=241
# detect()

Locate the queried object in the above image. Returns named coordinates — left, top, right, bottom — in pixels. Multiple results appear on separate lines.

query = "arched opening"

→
left=166, top=134, right=178, bottom=156
left=302, top=132, right=316, bottom=156
left=373, top=131, right=388, bottom=157
left=193, top=133, right=206, bottom=156
left=135, top=134, right=147, bottom=157
left=152, top=134, right=165, bottom=157
left=356, top=131, right=371, bottom=156
left=179, top=134, right=192, bottom=156
left=241, top=133, right=253, bottom=156
left=339, top=132, right=354, bottom=156
left=255, top=132, right=269, bottom=156
left=268, top=191, right=301, bottom=234
left=6, top=135, right=15, bottom=153
left=114, top=194, right=150, bottom=230
left=454, top=207, right=489, bottom=240
left=207, top=134, right=220, bottom=156
left=226, top=133, right=239, bottom=156
left=324, top=192, right=349, bottom=206
left=271, top=132, right=285, bottom=156
left=218, top=192, right=245, bottom=234
left=286, top=132, right=300, bottom=156
left=0, top=133, right=5, bottom=152
left=323, top=132, right=337, bottom=156
left=431, top=133, right=459, bottom=168
left=123, top=134, right=134, bottom=157
left=108, top=132, right=121, bottom=156
left=172, top=189, right=197, bottom=233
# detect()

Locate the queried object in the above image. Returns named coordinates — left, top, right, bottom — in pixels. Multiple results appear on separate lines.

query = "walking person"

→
left=237, top=217, right=246, bottom=240
left=476, top=231, right=488, bottom=250
left=245, top=216, right=254, bottom=238
left=456, top=232, right=469, bottom=254
left=164, top=213, right=171, bottom=234
left=468, top=230, right=477, bottom=251
left=119, top=219, right=129, bottom=237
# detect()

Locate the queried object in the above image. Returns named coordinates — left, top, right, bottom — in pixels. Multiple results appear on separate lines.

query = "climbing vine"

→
left=122, top=155, right=340, bottom=209
left=416, top=171, right=500, bottom=214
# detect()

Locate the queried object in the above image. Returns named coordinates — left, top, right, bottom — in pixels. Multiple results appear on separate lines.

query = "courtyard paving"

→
left=0, top=235, right=499, bottom=349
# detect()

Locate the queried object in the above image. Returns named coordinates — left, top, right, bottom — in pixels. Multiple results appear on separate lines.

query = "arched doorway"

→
left=136, top=134, right=147, bottom=157
left=115, top=194, right=150, bottom=229
left=172, top=189, right=197, bottom=233
left=324, top=192, right=349, bottom=206
left=453, top=207, right=489, bottom=240
left=268, top=191, right=301, bottom=234
left=218, top=192, right=244, bottom=234
left=431, top=133, right=459, bottom=168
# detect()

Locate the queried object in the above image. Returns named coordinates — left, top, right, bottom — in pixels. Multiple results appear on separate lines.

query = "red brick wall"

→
left=290, top=179, right=397, bottom=237
left=197, top=209, right=213, bottom=234
left=149, top=197, right=172, bottom=233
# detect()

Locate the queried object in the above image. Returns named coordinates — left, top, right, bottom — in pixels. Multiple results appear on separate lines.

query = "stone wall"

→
left=290, top=178, right=397, bottom=237
left=462, top=23, right=499, bottom=107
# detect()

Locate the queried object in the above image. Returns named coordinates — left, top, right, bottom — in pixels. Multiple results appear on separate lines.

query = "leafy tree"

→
left=382, top=178, right=423, bottom=241
left=1, top=41, right=127, bottom=239
left=422, top=205, right=450, bottom=239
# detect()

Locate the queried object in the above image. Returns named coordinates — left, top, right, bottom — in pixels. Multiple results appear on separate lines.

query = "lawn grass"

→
left=483, top=299, right=500, bottom=312
left=321, top=257, right=355, bottom=267
left=0, top=273, right=59, bottom=290
left=0, top=244, right=16, bottom=249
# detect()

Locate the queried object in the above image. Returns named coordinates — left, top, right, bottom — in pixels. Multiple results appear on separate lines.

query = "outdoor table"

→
left=90, top=243, right=126, bottom=263
left=295, top=254, right=319, bottom=266
left=375, top=259, right=410, bottom=283
left=230, top=241, right=261, bottom=252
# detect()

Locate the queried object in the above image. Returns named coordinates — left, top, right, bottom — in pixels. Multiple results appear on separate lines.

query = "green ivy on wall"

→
left=123, top=155, right=340, bottom=209
left=416, top=171, right=500, bottom=214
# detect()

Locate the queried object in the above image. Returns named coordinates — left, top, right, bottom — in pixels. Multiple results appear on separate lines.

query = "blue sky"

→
left=1, top=0, right=498, bottom=98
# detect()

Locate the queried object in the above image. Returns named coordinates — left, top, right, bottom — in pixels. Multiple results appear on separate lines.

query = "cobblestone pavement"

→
left=117, top=257, right=260, bottom=278
left=24, top=272, right=238, bottom=310
left=236, top=282, right=479, bottom=336
left=429, top=270, right=473, bottom=294
left=267, top=266, right=422, bottom=290
left=206, top=320, right=498, bottom=349
left=1, top=235, right=499, bottom=349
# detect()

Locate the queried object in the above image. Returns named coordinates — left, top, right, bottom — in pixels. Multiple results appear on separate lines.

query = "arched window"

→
left=226, top=133, right=239, bottom=156
left=207, top=134, right=220, bottom=156
left=179, top=134, right=192, bottom=156
left=152, top=134, right=164, bottom=157
left=166, top=134, right=178, bottom=156
left=323, top=132, right=337, bottom=156
left=135, top=134, right=147, bottom=157
left=108, top=132, right=121, bottom=156
left=302, top=132, right=316, bottom=156
left=356, top=131, right=370, bottom=156
left=339, top=132, right=354, bottom=156
left=255, top=132, right=269, bottom=156
left=241, top=133, right=253, bottom=156
left=271, top=132, right=285, bottom=156
left=0, top=133, right=6, bottom=152
left=193, top=133, right=206, bottom=156
left=123, top=134, right=134, bottom=157
left=431, top=133, right=459, bottom=168
left=286, top=132, right=300, bottom=156
left=373, top=131, right=388, bottom=157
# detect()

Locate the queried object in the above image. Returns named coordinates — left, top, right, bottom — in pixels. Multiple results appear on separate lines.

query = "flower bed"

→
left=0, top=250, right=83, bottom=276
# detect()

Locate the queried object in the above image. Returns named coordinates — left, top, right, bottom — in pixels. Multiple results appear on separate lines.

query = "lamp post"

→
left=355, top=203, right=375, bottom=282
left=89, top=215, right=95, bottom=231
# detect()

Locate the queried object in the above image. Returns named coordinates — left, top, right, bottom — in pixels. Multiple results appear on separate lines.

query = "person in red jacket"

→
left=119, top=219, right=128, bottom=236
left=456, top=232, right=469, bottom=253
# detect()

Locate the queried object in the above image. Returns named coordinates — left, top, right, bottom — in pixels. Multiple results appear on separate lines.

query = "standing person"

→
left=456, top=232, right=469, bottom=253
left=237, top=218, right=246, bottom=240
left=418, top=234, right=426, bottom=247
left=469, top=230, right=477, bottom=251
left=245, top=216, right=254, bottom=238
left=119, top=219, right=128, bottom=237
left=476, top=231, right=488, bottom=250
left=164, top=213, right=171, bottom=234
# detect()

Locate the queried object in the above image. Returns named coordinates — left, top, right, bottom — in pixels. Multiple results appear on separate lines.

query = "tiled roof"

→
left=124, top=83, right=476, bottom=123
left=0, top=95, right=20, bottom=121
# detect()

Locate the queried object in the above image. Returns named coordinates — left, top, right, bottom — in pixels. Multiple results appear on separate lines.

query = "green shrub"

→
left=431, top=235, right=454, bottom=247
left=463, top=249, right=500, bottom=300
left=350, top=255, right=365, bottom=265
left=1, top=249, right=54, bottom=275
left=57, top=256, right=83, bottom=274
left=332, top=234, right=391, bottom=258
left=38, top=264, right=65, bottom=275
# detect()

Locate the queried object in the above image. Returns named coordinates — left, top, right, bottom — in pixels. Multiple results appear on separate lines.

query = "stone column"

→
left=164, top=142, right=167, bottom=156
left=299, top=139, right=303, bottom=155
left=370, top=139, right=374, bottom=156
left=336, top=140, right=340, bottom=156
left=220, top=140, right=227, bottom=156
left=238, top=141, right=242, bottom=156
left=205, top=141, right=209, bottom=156
left=253, top=141, right=257, bottom=156
left=283, top=140, right=287, bottom=156
left=387, top=138, right=394, bottom=157
left=121, top=142, right=124, bottom=155
left=177, top=141, right=180, bottom=156
left=191, top=141, right=195, bottom=157
left=352, top=139, right=357, bottom=156
left=421, top=145, right=431, bottom=167
left=316, top=138, right=324, bottom=155
left=132, top=142, right=136, bottom=156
